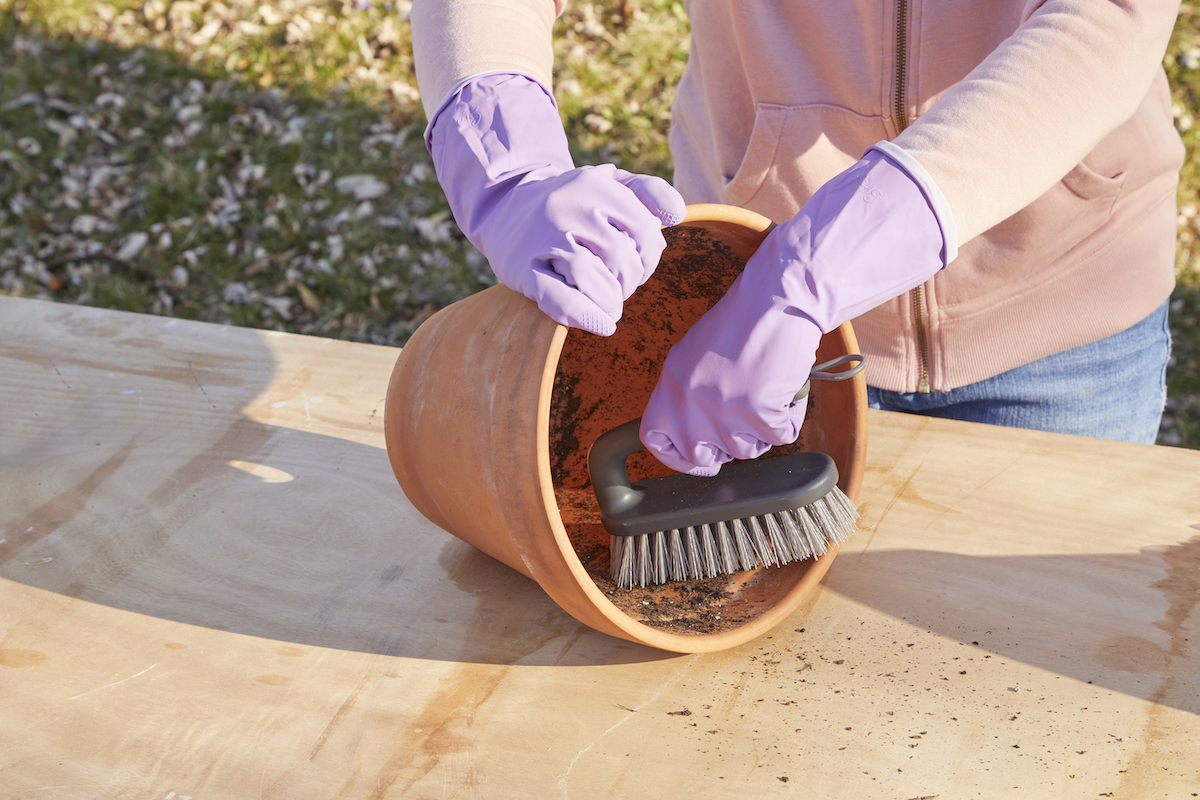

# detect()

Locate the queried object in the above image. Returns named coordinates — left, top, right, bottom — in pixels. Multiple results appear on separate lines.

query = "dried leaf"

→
left=334, top=174, right=388, bottom=201
left=296, top=282, right=321, bottom=312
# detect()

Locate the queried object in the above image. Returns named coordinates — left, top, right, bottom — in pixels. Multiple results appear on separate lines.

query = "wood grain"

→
left=2, top=295, right=1197, bottom=798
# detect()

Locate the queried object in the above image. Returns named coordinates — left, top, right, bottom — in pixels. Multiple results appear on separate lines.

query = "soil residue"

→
left=547, top=221, right=832, bottom=636
left=554, top=485, right=762, bottom=634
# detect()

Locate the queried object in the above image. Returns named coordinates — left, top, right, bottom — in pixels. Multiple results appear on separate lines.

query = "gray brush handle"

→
left=588, top=354, right=866, bottom=509
left=588, top=418, right=646, bottom=516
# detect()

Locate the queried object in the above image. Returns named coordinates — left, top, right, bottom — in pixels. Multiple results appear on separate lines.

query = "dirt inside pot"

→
left=548, top=221, right=828, bottom=636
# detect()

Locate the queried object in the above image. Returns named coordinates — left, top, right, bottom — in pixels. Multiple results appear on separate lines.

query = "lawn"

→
left=0, top=0, right=1197, bottom=447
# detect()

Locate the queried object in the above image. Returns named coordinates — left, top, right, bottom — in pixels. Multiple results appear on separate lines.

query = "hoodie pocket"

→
left=1060, top=159, right=1126, bottom=205
left=721, top=103, right=889, bottom=222
left=940, top=161, right=1127, bottom=307
left=944, top=72, right=1183, bottom=308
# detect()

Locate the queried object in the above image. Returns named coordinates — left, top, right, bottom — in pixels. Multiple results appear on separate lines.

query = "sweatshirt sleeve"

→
left=894, top=0, right=1181, bottom=245
left=411, top=1, right=567, bottom=122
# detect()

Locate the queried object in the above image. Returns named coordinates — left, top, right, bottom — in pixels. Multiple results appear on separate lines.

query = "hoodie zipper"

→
left=894, top=0, right=909, bottom=131
left=894, top=0, right=932, bottom=393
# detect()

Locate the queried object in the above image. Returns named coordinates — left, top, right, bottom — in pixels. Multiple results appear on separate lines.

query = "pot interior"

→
left=547, top=219, right=845, bottom=637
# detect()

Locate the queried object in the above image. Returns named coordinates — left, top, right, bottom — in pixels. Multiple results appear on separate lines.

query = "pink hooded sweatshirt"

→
left=412, top=0, right=1184, bottom=393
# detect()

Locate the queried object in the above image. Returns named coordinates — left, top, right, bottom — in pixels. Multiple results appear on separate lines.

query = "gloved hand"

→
left=427, top=72, right=686, bottom=336
left=640, top=143, right=957, bottom=475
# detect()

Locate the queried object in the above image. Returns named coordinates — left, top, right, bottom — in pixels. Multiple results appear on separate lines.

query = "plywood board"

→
left=1, top=295, right=1197, bottom=798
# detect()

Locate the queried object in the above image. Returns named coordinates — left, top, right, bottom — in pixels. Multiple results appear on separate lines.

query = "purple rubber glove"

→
left=640, top=143, right=958, bottom=475
left=427, top=73, right=686, bottom=335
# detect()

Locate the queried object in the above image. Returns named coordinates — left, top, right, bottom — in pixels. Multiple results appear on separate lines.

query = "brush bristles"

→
left=609, top=486, right=860, bottom=589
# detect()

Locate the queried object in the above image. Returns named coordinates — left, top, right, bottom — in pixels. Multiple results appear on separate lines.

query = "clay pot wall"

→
left=384, top=205, right=866, bottom=652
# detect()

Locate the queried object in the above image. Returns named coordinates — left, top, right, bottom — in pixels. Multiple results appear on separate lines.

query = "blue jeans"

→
left=867, top=300, right=1172, bottom=444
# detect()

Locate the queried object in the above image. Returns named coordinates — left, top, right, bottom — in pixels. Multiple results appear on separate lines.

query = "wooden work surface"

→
left=2, top=294, right=1198, bottom=799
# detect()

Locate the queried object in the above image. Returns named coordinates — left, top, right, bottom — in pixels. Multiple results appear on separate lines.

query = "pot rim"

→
left=529, top=205, right=864, bottom=653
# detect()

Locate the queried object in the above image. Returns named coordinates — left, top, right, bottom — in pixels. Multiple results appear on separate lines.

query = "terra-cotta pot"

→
left=384, top=204, right=866, bottom=653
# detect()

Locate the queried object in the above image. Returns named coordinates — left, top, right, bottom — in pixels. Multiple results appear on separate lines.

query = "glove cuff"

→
left=424, top=70, right=557, bottom=150
left=867, top=140, right=959, bottom=266
left=425, top=70, right=574, bottom=249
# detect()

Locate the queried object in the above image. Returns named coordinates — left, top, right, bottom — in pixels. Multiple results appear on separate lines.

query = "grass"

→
left=0, top=0, right=485, bottom=344
left=0, top=0, right=1196, bottom=447
left=1163, top=6, right=1200, bottom=447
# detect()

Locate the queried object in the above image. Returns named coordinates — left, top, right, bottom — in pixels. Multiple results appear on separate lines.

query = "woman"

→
left=412, top=1, right=1183, bottom=475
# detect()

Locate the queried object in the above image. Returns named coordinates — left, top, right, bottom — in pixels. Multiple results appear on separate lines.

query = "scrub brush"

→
left=588, top=355, right=864, bottom=589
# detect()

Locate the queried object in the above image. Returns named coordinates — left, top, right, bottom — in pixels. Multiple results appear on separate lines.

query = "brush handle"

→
left=588, top=418, right=647, bottom=516
left=588, top=355, right=865, bottom=506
